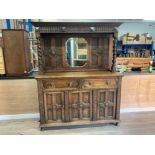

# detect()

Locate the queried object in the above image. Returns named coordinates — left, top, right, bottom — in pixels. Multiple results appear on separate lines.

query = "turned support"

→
left=111, top=29, right=118, bottom=72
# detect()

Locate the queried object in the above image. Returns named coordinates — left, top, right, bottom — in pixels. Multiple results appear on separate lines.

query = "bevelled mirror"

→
left=66, top=38, right=88, bottom=67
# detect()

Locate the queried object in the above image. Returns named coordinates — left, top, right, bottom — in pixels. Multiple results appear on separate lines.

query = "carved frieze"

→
left=69, top=80, right=91, bottom=89
left=39, top=24, right=121, bottom=33
left=43, top=81, right=55, bottom=89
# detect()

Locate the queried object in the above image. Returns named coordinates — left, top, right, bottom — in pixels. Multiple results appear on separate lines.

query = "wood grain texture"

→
left=0, top=79, right=39, bottom=115
left=0, top=74, right=155, bottom=116
left=36, top=71, right=122, bottom=79
left=117, top=57, right=150, bottom=69
left=34, top=23, right=122, bottom=129
left=121, top=74, right=155, bottom=108
left=38, top=33, right=114, bottom=72
left=2, top=30, right=32, bottom=75
left=37, top=72, right=122, bottom=129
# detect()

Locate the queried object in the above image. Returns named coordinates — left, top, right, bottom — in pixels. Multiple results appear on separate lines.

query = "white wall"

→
left=117, top=22, right=155, bottom=49
left=0, top=19, right=6, bottom=29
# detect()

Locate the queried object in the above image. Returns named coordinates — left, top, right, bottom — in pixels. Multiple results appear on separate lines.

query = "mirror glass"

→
left=66, top=38, right=88, bottom=67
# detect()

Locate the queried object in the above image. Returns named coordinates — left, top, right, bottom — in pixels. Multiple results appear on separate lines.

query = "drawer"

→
left=86, top=78, right=118, bottom=89
left=41, top=78, right=118, bottom=90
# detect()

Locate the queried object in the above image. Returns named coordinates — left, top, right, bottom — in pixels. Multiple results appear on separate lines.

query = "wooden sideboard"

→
left=32, top=20, right=123, bottom=130
left=37, top=71, right=122, bottom=129
left=2, top=30, right=32, bottom=76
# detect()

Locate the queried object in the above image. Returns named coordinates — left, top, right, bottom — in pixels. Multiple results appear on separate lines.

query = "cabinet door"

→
left=69, top=90, right=92, bottom=121
left=95, top=89, right=117, bottom=120
left=44, top=91, right=65, bottom=122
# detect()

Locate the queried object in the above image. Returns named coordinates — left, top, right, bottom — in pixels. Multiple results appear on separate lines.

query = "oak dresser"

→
left=32, top=20, right=123, bottom=130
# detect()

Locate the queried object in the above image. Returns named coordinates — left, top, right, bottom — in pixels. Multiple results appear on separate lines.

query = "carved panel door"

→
left=43, top=37, right=63, bottom=69
left=95, top=89, right=117, bottom=120
left=68, top=90, right=92, bottom=121
left=90, top=35, right=112, bottom=69
left=44, top=91, right=65, bottom=122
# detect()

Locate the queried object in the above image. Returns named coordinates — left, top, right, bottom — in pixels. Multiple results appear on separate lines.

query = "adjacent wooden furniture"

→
left=117, top=57, right=150, bottom=70
left=32, top=21, right=123, bottom=130
left=0, top=48, right=5, bottom=74
left=0, top=37, right=5, bottom=74
left=2, top=30, right=32, bottom=76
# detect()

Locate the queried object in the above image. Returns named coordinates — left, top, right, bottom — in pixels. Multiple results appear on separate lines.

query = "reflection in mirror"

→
left=66, top=38, right=88, bottom=67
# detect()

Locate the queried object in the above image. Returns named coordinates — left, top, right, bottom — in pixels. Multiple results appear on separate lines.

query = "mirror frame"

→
left=65, top=37, right=89, bottom=68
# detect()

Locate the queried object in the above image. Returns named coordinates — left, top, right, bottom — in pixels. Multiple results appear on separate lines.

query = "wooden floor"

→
left=0, top=111, right=155, bottom=135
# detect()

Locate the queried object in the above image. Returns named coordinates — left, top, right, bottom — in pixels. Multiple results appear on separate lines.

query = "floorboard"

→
left=0, top=112, right=155, bottom=135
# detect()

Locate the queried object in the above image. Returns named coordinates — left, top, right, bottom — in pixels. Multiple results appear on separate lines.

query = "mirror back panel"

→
left=40, top=33, right=113, bottom=72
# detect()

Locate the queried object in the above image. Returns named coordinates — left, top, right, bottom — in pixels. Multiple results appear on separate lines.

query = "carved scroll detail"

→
left=99, top=101, right=114, bottom=108
left=43, top=81, right=55, bottom=89
left=69, top=80, right=91, bottom=89
left=104, top=79, right=117, bottom=88
left=96, top=48, right=104, bottom=54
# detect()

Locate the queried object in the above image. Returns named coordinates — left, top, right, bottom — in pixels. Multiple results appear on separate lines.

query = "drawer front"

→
left=42, top=78, right=118, bottom=90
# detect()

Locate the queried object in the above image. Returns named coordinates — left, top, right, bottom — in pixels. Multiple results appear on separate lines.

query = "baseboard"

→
left=0, top=113, right=39, bottom=121
left=120, top=107, right=155, bottom=113
left=0, top=107, right=155, bottom=121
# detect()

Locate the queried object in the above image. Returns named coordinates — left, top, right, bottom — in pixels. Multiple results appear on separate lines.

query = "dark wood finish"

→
left=44, top=91, right=65, bottom=122
left=33, top=21, right=122, bottom=130
left=95, top=89, right=117, bottom=120
left=68, top=90, right=92, bottom=121
left=36, top=71, right=122, bottom=129
left=38, top=33, right=114, bottom=72
left=2, top=30, right=32, bottom=75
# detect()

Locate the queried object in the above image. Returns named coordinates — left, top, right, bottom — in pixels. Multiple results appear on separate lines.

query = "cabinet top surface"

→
left=36, top=71, right=122, bottom=79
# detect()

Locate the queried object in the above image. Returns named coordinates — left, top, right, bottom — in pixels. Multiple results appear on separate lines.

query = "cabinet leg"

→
left=40, top=127, right=45, bottom=131
left=110, top=122, right=119, bottom=126
left=114, top=122, right=119, bottom=126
